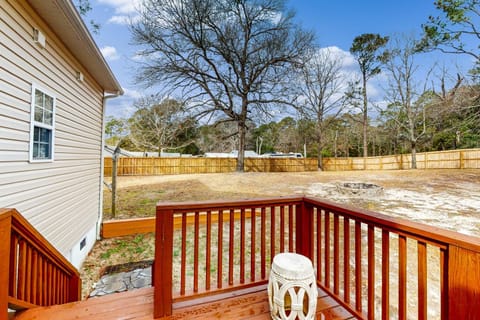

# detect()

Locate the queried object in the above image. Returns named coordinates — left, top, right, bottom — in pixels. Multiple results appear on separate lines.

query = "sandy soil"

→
left=109, top=169, right=480, bottom=235
left=87, top=169, right=479, bottom=300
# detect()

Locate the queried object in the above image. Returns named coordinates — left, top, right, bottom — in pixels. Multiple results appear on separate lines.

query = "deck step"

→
left=12, top=286, right=352, bottom=320
left=13, top=287, right=154, bottom=320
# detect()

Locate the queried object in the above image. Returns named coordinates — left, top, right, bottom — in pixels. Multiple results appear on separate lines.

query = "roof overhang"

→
left=26, top=0, right=124, bottom=95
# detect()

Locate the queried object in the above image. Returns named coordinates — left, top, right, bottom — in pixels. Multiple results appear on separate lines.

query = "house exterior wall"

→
left=0, top=0, right=105, bottom=268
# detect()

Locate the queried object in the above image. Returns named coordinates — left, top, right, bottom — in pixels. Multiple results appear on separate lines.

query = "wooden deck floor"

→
left=14, top=286, right=355, bottom=320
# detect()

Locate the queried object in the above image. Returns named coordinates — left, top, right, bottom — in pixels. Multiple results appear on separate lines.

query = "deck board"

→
left=14, top=287, right=354, bottom=320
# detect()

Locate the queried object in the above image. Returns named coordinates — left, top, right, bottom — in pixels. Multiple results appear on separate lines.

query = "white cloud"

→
left=366, top=81, right=381, bottom=98
left=270, top=12, right=282, bottom=25
left=97, top=0, right=141, bottom=14
left=105, top=88, right=144, bottom=117
left=131, top=50, right=161, bottom=62
left=131, top=52, right=144, bottom=61
left=310, top=46, right=386, bottom=104
left=123, top=87, right=143, bottom=99
left=106, top=98, right=135, bottom=118
left=319, top=46, right=356, bottom=69
left=108, top=15, right=129, bottom=25
left=108, top=14, right=141, bottom=25
left=101, top=46, right=120, bottom=61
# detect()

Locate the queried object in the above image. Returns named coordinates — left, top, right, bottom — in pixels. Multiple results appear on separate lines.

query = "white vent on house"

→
left=76, top=71, right=84, bottom=82
left=33, top=28, right=46, bottom=48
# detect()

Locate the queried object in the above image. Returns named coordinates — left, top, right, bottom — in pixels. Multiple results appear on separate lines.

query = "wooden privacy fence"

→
left=0, top=208, right=81, bottom=315
left=322, top=148, right=480, bottom=171
left=104, top=148, right=480, bottom=176
left=154, top=196, right=480, bottom=319
left=104, top=157, right=318, bottom=176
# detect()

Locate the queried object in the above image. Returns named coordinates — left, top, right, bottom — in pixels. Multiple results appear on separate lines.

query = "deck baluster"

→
left=206, top=211, right=211, bottom=290
left=250, top=207, right=256, bottom=282
left=381, top=230, right=390, bottom=320
left=343, top=217, right=350, bottom=304
left=240, top=208, right=245, bottom=284
left=217, top=210, right=223, bottom=289
left=367, top=225, right=375, bottom=320
left=334, top=214, right=340, bottom=295
left=418, top=241, right=427, bottom=320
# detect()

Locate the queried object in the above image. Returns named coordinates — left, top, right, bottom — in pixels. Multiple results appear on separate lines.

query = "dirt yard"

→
left=83, top=169, right=479, bottom=298
left=104, top=169, right=480, bottom=234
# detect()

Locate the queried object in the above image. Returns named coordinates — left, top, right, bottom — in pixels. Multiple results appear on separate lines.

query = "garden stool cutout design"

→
left=268, top=252, right=318, bottom=320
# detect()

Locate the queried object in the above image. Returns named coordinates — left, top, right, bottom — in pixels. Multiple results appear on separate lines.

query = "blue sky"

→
left=85, top=0, right=472, bottom=117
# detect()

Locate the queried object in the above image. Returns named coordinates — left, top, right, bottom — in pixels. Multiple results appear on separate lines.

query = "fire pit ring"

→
left=336, top=182, right=383, bottom=197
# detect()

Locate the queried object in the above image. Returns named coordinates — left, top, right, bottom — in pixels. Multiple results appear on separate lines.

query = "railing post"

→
left=68, top=274, right=81, bottom=303
left=154, top=208, right=174, bottom=318
left=296, top=200, right=313, bottom=259
left=447, top=245, right=480, bottom=318
left=0, top=212, right=12, bottom=315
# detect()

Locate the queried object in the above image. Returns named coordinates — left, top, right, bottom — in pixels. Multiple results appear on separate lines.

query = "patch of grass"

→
left=104, top=260, right=153, bottom=275
left=103, top=187, right=166, bottom=219
left=102, top=179, right=265, bottom=220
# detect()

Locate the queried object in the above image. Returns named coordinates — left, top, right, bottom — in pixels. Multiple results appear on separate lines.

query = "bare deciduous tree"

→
left=131, top=0, right=313, bottom=171
left=296, top=47, right=347, bottom=170
left=383, top=36, right=434, bottom=168
left=129, top=96, right=196, bottom=156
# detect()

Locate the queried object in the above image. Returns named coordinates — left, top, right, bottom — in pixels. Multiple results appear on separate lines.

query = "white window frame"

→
left=29, top=83, right=56, bottom=162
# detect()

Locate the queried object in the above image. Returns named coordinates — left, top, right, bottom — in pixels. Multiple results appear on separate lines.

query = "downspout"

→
left=97, top=91, right=121, bottom=240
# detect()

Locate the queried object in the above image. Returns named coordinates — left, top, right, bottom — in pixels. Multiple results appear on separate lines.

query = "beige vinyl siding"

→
left=0, top=0, right=105, bottom=257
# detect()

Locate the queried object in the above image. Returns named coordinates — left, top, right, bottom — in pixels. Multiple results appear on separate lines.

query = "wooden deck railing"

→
left=0, top=208, right=81, bottom=315
left=154, top=196, right=303, bottom=317
left=154, top=196, right=480, bottom=319
left=304, top=197, right=480, bottom=319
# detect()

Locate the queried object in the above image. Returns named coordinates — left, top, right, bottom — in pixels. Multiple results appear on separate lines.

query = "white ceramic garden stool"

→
left=268, top=252, right=318, bottom=320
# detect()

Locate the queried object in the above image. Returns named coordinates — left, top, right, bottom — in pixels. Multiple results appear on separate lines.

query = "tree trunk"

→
left=362, top=73, right=368, bottom=161
left=317, top=152, right=323, bottom=171
left=411, top=142, right=417, bottom=169
left=408, top=108, right=417, bottom=169
left=236, top=121, right=246, bottom=172
left=334, top=130, right=338, bottom=158
left=317, top=128, right=323, bottom=171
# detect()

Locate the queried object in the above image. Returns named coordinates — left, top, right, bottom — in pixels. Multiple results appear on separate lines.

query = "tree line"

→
left=105, top=0, right=479, bottom=171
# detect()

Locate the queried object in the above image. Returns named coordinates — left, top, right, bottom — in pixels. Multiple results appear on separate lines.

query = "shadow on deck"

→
left=14, top=286, right=354, bottom=320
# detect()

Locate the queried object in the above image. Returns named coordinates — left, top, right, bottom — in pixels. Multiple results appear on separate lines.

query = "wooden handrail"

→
left=303, top=197, right=480, bottom=252
left=154, top=195, right=305, bottom=211
left=0, top=208, right=81, bottom=315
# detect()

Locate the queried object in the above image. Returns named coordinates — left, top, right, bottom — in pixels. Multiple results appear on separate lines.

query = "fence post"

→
left=154, top=208, right=174, bottom=318
left=111, top=147, right=120, bottom=217
left=0, top=212, right=12, bottom=315
left=447, top=245, right=480, bottom=318
left=295, top=200, right=313, bottom=260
